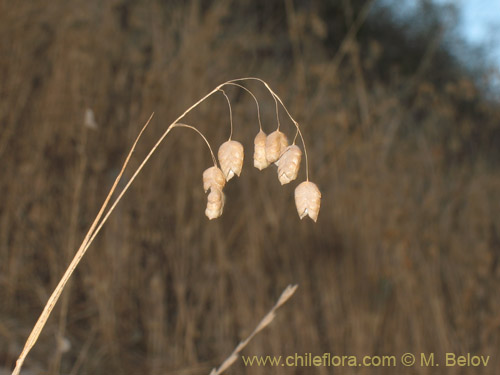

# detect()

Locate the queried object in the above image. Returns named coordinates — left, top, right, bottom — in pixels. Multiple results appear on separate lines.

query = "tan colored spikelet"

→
left=295, top=181, right=321, bottom=222
left=265, top=130, right=288, bottom=163
left=205, top=188, right=225, bottom=220
left=218, top=140, right=244, bottom=181
left=203, top=166, right=226, bottom=192
left=276, top=145, right=302, bottom=184
left=253, top=130, right=269, bottom=170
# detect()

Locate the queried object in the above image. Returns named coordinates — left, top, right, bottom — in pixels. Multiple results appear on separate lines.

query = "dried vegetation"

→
left=1, top=1, right=499, bottom=374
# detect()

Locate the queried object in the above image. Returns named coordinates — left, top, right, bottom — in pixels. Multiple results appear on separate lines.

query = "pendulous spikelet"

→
left=203, top=166, right=226, bottom=192
left=265, top=130, right=288, bottom=163
left=205, top=188, right=225, bottom=220
left=253, top=130, right=269, bottom=170
left=294, top=181, right=321, bottom=222
left=218, top=140, right=244, bottom=181
left=276, top=145, right=302, bottom=185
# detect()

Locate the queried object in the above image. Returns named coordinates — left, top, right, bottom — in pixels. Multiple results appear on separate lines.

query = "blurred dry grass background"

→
left=1, top=0, right=500, bottom=374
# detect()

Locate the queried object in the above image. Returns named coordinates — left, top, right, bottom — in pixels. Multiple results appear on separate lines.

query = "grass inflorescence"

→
left=12, top=78, right=320, bottom=375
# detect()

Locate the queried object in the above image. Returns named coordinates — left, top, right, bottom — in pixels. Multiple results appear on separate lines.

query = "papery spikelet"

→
left=218, top=140, right=244, bottom=181
left=203, top=166, right=226, bottom=192
left=205, top=188, right=225, bottom=220
left=253, top=130, right=269, bottom=170
left=276, top=145, right=302, bottom=185
left=265, top=130, right=288, bottom=163
left=294, top=181, right=321, bottom=222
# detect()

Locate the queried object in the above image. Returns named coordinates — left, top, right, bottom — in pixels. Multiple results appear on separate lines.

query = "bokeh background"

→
left=1, top=0, right=499, bottom=374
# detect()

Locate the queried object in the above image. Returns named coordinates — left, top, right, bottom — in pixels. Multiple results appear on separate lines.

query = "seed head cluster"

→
left=11, top=78, right=323, bottom=375
left=203, top=127, right=321, bottom=222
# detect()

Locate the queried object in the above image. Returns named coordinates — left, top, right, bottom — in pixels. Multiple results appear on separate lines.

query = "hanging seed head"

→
left=294, top=181, right=321, bottom=222
left=276, top=145, right=302, bottom=185
left=218, top=140, right=244, bottom=181
left=253, top=130, right=269, bottom=170
left=205, top=188, right=225, bottom=220
left=265, top=130, right=288, bottom=163
left=203, top=166, right=226, bottom=192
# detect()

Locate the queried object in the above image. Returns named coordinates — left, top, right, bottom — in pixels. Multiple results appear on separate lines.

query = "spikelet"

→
left=218, top=140, right=244, bottom=181
left=253, top=130, right=269, bottom=170
left=294, top=181, right=321, bottom=222
left=265, top=130, right=288, bottom=163
left=203, top=166, right=226, bottom=192
left=276, top=145, right=302, bottom=185
left=205, top=188, right=225, bottom=220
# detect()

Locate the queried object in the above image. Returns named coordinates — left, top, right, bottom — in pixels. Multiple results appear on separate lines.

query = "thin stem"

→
left=292, top=128, right=299, bottom=145
left=11, top=113, right=155, bottom=375
left=227, top=77, right=310, bottom=181
left=219, top=89, right=234, bottom=140
left=275, top=93, right=281, bottom=130
left=289, top=122, right=309, bottom=181
left=13, top=82, right=229, bottom=374
left=223, top=82, right=263, bottom=131
left=172, top=123, right=217, bottom=166
left=76, top=96, right=229, bottom=275
left=224, top=79, right=280, bottom=130
left=209, top=285, right=298, bottom=375
left=12, top=82, right=224, bottom=375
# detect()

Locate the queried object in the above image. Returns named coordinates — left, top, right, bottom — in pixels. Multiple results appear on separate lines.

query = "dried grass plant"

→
left=12, top=78, right=320, bottom=375
left=3, top=2, right=500, bottom=374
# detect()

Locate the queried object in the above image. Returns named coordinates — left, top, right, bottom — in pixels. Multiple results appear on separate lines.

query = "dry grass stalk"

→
left=12, top=77, right=319, bottom=375
left=11, top=113, right=155, bottom=375
left=209, top=285, right=298, bottom=375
